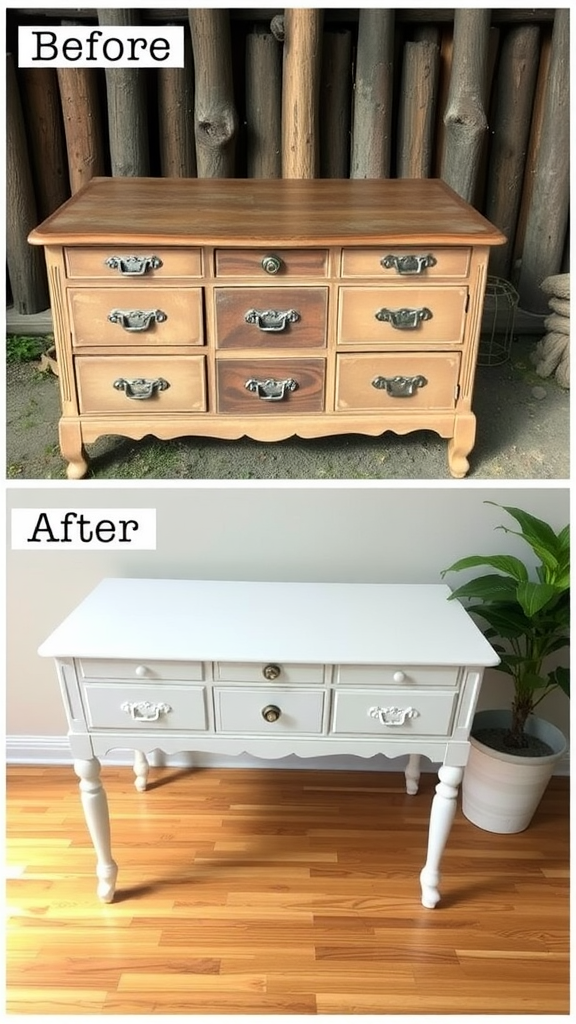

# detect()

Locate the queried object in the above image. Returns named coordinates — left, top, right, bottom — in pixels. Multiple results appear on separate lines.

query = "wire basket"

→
left=478, top=276, right=519, bottom=366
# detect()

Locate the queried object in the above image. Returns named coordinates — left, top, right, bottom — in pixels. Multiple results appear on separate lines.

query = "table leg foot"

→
left=447, top=414, right=476, bottom=478
left=74, top=757, right=118, bottom=902
left=133, top=750, right=150, bottom=792
left=405, top=753, right=421, bottom=795
left=419, top=764, right=463, bottom=908
left=60, top=421, right=89, bottom=479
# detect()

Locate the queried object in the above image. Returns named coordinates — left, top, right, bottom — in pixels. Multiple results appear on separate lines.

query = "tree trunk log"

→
left=320, top=29, right=352, bottom=178
left=485, top=25, right=540, bottom=280
left=6, top=54, right=49, bottom=315
left=397, top=41, right=439, bottom=178
left=188, top=8, right=238, bottom=178
left=351, top=9, right=394, bottom=178
left=57, top=20, right=105, bottom=194
left=18, top=67, right=70, bottom=219
left=158, top=29, right=196, bottom=177
left=441, top=8, right=491, bottom=202
left=246, top=28, right=282, bottom=178
left=97, top=9, right=150, bottom=176
left=517, top=10, right=569, bottom=313
left=282, top=9, right=323, bottom=178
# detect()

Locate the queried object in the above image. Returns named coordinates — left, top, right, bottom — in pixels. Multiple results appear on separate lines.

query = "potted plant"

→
left=442, top=502, right=569, bottom=833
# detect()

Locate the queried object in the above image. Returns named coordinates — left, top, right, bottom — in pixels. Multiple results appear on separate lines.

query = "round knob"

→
left=135, top=665, right=149, bottom=678
left=262, top=704, right=281, bottom=723
left=261, top=254, right=282, bottom=275
left=393, top=670, right=406, bottom=684
left=262, top=663, right=281, bottom=680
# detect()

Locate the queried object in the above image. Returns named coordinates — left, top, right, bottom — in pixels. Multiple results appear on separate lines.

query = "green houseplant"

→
left=442, top=502, right=569, bottom=832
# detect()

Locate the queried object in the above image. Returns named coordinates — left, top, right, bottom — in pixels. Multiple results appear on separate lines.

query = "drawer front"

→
left=338, top=286, right=467, bottom=345
left=217, top=358, right=325, bottom=413
left=65, top=247, right=202, bottom=279
left=335, top=353, right=460, bottom=411
left=76, top=354, right=207, bottom=414
left=341, top=247, right=471, bottom=279
left=215, top=249, right=329, bottom=278
left=78, top=659, right=204, bottom=682
left=215, top=662, right=325, bottom=683
left=331, top=689, right=457, bottom=736
left=215, top=687, right=325, bottom=734
left=215, top=287, right=328, bottom=349
left=69, top=288, right=204, bottom=347
left=335, top=665, right=460, bottom=687
left=83, top=683, right=208, bottom=730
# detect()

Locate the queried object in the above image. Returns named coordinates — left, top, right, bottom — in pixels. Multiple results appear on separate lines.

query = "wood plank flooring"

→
left=6, top=765, right=569, bottom=1015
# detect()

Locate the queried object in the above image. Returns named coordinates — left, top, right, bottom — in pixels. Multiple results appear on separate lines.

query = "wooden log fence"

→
left=7, top=7, right=569, bottom=316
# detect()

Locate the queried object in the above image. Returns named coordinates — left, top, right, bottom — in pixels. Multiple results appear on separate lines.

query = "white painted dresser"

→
left=38, top=578, right=498, bottom=907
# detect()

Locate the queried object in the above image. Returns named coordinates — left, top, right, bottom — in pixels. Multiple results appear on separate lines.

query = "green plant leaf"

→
left=549, top=665, right=570, bottom=698
left=448, top=574, right=519, bottom=604
left=516, top=581, right=562, bottom=617
left=488, top=503, right=563, bottom=575
left=442, top=553, right=529, bottom=582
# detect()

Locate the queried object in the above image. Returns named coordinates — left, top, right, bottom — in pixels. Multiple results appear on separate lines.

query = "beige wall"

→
left=6, top=484, right=570, bottom=757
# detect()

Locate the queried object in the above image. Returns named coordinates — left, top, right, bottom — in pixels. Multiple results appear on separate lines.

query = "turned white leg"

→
left=133, top=750, right=150, bottom=792
left=419, top=764, right=463, bottom=909
left=73, top=757, right=118, bottom=903
left=404, top=753, right=421, bottom=795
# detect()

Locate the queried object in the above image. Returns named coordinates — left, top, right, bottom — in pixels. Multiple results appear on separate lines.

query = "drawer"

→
left=69, top=287, right=204, bottom=348
left=338, top=286, right=467, bottom=345
left=341, top=247, right=471, bottom=279
left=215, top=687, right=325, bottom=734
left=83, top=683, right=208, bottom=730
left=78, top=659, right=204, bottom=682
left=65, top=247, right=202, bottom=279
left=217, top=357, right=325, bottom=414
left=215, top=249, right=328, bottom=278
left=335, top=352, right=460, bottom=411
left=335, top=665, right=460, bottom=687
left=75, top=354, right=207, bottom=414
left=214, top=287, right=328, bottom=349
left=331, top=689, right=457, bottom=736
left=215, top=662, right=325, bottom=683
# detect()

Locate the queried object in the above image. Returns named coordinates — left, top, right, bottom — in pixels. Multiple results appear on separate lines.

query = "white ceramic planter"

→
left=462, top=709, right=567, bottom=833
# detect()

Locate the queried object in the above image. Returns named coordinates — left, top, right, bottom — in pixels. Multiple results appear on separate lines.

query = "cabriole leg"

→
left=419, top=764, right=463, bottom=908
left=133, top=750, right=150, bottom=792
left=447, top=413, right=476, bottom=478
left=73, top=757, right=118, bottom=903
left=59, top=420, right=89, bottom=479
left=404, top=753, right=421, bottom=795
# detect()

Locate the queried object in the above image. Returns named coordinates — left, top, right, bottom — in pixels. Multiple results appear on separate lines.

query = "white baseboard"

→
left=6, top=735, right=570, bottom=775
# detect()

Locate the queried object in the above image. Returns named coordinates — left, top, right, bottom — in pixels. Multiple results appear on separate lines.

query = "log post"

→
left=485, top=25, right=540, bottom=279
left=350, top=9, right=394, bottom=179
left=440, top=8, right=491, bottom=202
left=320, top=29, right=352, bottom=178
left=282, top=9, right=324, bottom=179
left=18, top=67, right=70, bottom=219
left=397, top=41, right=439, bottom=178
left=57, top=20, right=105, bottom=194
left=6, top=54, right=49, bottom=314
left=188, top=9, right=238, bottom=178
left=246, top=28, right=282, bottom=178
left=158, top=29, right=196, bottom=177
left=97, top=9, right=150, bottom=176
left=517, top=10, right=569, bottom=313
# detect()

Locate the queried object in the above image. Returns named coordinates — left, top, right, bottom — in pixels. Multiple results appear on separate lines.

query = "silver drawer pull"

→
left=369, top=705, right=419, bottom=727
left=263, top=663, right=281, bottom=680
left=113, top=377, right=170, bottom=400
left=108, top=308, right=167, bottom=332
left=121, top=700, right=172, bottom=722
left=245, top=377, right=298, bottom=401
left=262, top=704, right=282, bottom=723
left=381, top=253, right=437, bottom=275
left=244, top=308, right=300, bottom=332
left=105, top=255, right=163, bottom=275
left=375, top=306, right=432, bottom=330
left=372, top=375, right=427, bottom=398
left=261, top=254, right=283, bottom=275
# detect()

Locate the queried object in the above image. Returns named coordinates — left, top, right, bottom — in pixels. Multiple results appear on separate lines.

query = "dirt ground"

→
left=6, top=335, right=569, bottom=480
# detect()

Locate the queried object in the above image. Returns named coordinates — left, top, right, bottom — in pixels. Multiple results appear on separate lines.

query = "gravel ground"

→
left=6, top=336, right=569, bottom=480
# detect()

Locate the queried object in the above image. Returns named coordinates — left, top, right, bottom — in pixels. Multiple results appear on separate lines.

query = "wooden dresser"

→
left=38, top=579, right=499, bottom=907
left=29, top=178, right=505, bottom=478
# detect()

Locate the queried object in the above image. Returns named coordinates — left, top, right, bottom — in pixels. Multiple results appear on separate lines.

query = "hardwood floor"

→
left=6, top=765, right=569, bottom=1015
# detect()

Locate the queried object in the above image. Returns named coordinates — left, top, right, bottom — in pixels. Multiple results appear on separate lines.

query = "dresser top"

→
left=38, top=578, right=499, bottom=668
left=29, top=177, right=505, bottom=248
